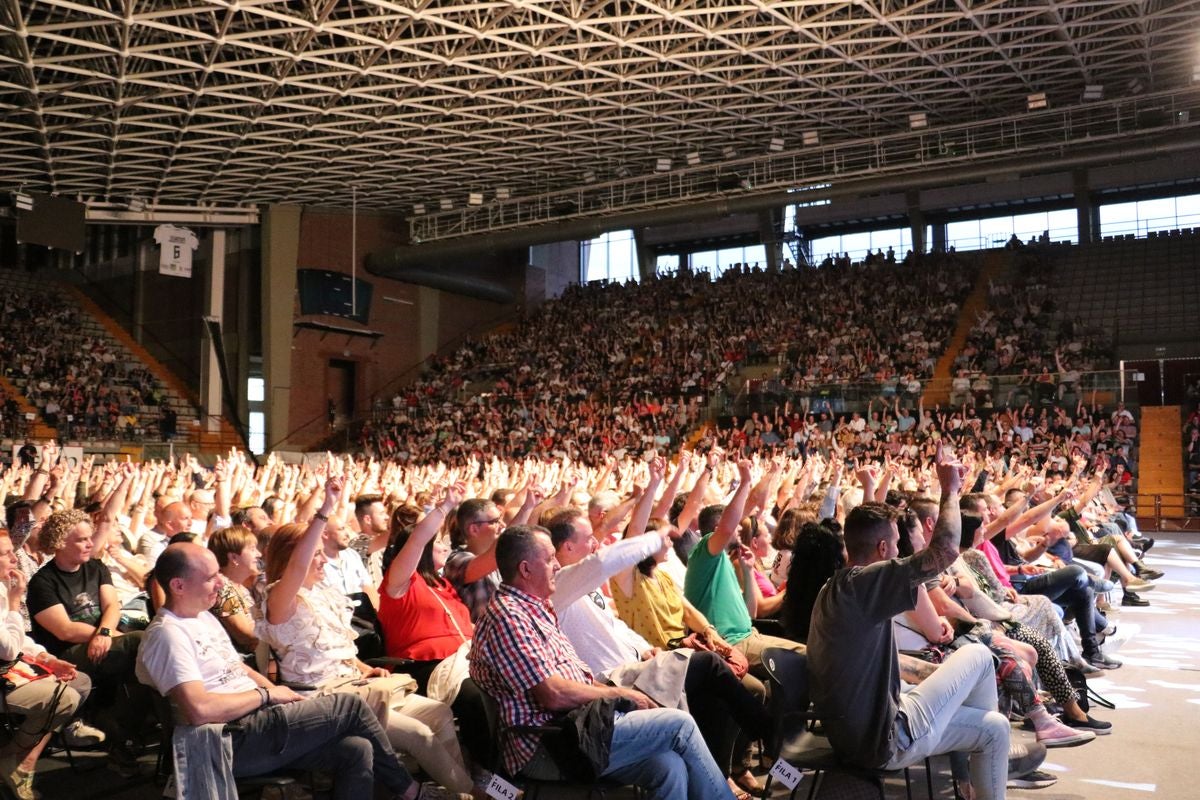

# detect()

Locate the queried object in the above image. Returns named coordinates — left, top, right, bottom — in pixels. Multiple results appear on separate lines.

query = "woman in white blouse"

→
left=255, top=478, right=474, bottom=799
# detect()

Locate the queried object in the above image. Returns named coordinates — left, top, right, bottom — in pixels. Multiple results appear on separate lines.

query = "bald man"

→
left=137, top=502, right=193, bottom=565
left=136, top=543, right=417, bottom=800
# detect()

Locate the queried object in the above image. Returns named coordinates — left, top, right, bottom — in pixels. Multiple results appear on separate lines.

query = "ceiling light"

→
left=467, top=192, right=483, bottom=206
left=412, top=203, right=426, bottom=215
left=439, top=198, right=453, bottom=211
left=1127, top=77, right=1145, bottom=94
left=495, top=187, right=510, bottom=200
left=768, top=137, right=785, bottom=153
left=13, top=192, right=33, bottom=211
left=686, top=151, right=701, bottom=166
left=722, top=146, right=736, bottom=160
left=802, top=131, right=819, bottom=147
left=582, top=170, right=596, bottom=183
left=1027, top=92, right=1048, bottom=110
left=908, top=112, right=927, bottom=130
left=1082, top=84, right=1104, bottom=101
left=127, top=196, right=147, bottom=212
left=655, top=157, right=672, bottom=172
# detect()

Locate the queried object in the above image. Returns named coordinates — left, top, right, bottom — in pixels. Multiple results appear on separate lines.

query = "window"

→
left=946, top=208, right=1078, bottom=252
left=655, top=254, right=680, bottom=275
left=685, top=244, right=766, bottom=277
left=247, top=377, right=265, bottom=402
left=581, top=229, right=639, bottom=283
left=248, top=412, right=265, bottom=455
left=1099, top=192, right=1200, bottom=238
left=809, top=226, right=915, bottom=264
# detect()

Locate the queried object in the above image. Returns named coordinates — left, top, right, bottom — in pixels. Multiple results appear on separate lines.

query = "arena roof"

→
left=2, top=0, right=1199, bottom=224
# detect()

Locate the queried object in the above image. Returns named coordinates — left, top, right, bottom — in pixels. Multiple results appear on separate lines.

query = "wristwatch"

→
left=96, top=627, right=112, bottom=637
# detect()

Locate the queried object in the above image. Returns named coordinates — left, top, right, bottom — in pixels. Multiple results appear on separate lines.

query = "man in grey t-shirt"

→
left=808, top=447, right=1039, bottom=800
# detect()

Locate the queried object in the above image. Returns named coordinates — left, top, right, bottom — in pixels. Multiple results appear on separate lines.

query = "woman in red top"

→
left=379, top=488, right=474, bottom=668
left=379, top=484, right=492, bottom=776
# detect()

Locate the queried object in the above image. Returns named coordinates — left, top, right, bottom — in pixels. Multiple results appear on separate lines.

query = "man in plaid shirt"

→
left=470, top=525, right=732, bottom=800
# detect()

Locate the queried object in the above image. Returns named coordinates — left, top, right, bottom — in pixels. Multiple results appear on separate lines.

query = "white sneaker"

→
left=62, top=719, right=106, bottom=748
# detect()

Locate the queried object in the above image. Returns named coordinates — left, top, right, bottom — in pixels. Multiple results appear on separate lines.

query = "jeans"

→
left=229, top=692, right=414, bottom=800
left=1016, top=565, right=1099, bottom=653
left=683, top=651, right=770, bottom=776
left=884, top=644, right=1009, bottom=800
left=601, top=708, right=734, bottom=800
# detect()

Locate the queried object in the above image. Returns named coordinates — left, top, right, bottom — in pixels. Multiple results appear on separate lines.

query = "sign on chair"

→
left=769, top=757, right=805, bottom=791
left=485, top=772, right=521, bottom=800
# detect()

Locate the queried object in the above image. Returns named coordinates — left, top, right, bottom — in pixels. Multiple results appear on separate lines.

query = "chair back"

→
left=464, top=677, right=505, bottom=775
left=761, top=646, right=812, bottom=718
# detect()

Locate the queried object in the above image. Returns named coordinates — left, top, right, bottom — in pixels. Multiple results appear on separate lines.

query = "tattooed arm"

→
left=911, top=443, right=965, bottom=578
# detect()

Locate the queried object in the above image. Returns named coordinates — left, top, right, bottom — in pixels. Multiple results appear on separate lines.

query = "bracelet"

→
left=256, top=686, right=270, bottom=708
left=34, top=469, right=48, bottom=476
left=313, top=510, right=329, bottom=522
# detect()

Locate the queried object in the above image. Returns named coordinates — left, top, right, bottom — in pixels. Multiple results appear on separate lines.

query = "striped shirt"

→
left=469, top=584, right=593, bottom=774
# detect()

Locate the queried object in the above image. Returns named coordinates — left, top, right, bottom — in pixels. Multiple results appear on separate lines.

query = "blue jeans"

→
left=1016, top=565, right=1099, bottom=653
left=885, top=644, right=1009, bottom=800
left=602, top=708, right=734, bottom=800
left=229, top=692, right=414, bottom=800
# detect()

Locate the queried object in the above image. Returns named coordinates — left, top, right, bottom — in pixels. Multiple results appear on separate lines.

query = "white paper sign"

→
left=485, top=773, right=520, bottom=800
left=769, top=757, right=804, bottom=790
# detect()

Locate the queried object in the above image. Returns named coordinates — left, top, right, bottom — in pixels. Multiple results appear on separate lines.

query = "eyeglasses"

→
left=472, top=516, right=503, bottom=526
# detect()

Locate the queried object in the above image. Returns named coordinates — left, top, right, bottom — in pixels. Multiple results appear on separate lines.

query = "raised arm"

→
left=706, top=459, right=753, bottom=555
left=265, top=477, right=342, bottom=625
left=912, top=444, right=965, bottom=578
left=652, top=451, right=690, bottom=520
left=676, top=450, right=716, bottom=535
left=383, top=483, right=461, bottom=599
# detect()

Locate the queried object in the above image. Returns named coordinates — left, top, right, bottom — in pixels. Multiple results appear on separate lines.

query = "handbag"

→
left=667, top=631, right=750, bottom=678
left=1063, top=664, right=1115, bottom=713
left=425, top=584, right=473, bottom=705
left=1, top=653, right=53, bottom=692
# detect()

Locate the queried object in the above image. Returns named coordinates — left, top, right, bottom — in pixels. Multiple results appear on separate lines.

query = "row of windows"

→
left=583, top=191, right=1200, bottom=281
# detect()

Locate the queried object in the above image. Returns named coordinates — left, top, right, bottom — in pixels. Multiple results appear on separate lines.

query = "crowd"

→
left=359, top=255, right=974, bottom=467
left=710, top=395, right=1140, bottom=498
left=951, top=247, right=1115, bottom=408
left=0, top=289, right=175, bottom=441
left=0, top=433, right=1164, bottom=800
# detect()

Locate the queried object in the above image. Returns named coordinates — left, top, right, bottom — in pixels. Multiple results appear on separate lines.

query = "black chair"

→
left=759, top=648, right=934, bottom=800
left=469, top=678, right=639, bottom=800
left=149, top=690, right=301, bottom=798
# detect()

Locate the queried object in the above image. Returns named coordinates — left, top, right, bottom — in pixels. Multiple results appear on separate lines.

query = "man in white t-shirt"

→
left=136, top=543, right=417, bottom=800
left=323, top=516, right=379, bottom=616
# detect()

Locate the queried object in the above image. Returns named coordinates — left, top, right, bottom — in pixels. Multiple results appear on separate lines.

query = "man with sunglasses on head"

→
left=442, top=498, right=507, bottom=623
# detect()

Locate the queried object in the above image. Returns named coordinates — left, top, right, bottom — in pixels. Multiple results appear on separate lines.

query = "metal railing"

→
left=726, top=369, right=1139, bottom=419
left=410, top=86, right=1200, bottom=242
left=1133, top=493, right=1200, bottom=531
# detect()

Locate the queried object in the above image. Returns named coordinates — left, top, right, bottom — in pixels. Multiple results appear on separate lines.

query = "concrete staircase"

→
left=0, top=269, right=242, bottom=454
left=67, top=287, right=243, bottom=453
left=1135, top=405, right=1185, bottom=518
left=922, top=251, right=1004, bottom=406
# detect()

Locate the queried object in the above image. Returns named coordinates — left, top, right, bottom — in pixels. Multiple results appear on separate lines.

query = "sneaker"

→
left=1132, top=536, right=1154, bottom=553
left=62, top=719, right=106, bottom=748
left=1137, top=566, right=1164, bottom=580
left=0, top=759, right=38, bottom=800
left=1121, top=591, right=1150, bottom=607
left=1070, top=658, right=1103, bottom=676
left=1125, top=577, right=1156, bottom=592
left=1007, top=769, right=1059, bottom=789
left=1006, top=741, right=1046, bottom=780
left=1035, top=717, right=1096, bottom=748
left=1085, top=650, right=1122, bottom=670
left=1064, top=714, right=1113, bottom=735
left=1093, top=578, right=1117, bottom=594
